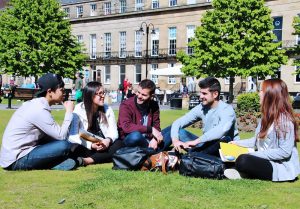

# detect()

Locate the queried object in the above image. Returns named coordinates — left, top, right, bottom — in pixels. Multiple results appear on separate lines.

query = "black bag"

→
left=179, top=152, right=225, bottom=179
left=112, top=147, right=155, bottom=170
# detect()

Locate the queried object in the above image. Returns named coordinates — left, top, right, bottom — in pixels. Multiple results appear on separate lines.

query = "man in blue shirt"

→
left=162, top=77, right=239, bottom=156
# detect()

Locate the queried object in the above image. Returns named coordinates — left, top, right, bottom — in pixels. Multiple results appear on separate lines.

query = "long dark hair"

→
left=259, top=79, right=298, bottom=141
left=83, top=81, right=107, bottom=131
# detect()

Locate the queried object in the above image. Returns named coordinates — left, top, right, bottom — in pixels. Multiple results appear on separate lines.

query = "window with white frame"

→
left=77, top=35, right=83, bottom=44
left=168, top=27, right=177, bottom=55
left=104, top=33, right=112, bottom=58
left=135, top=30, right=143, bottom=57
left=135, top=64, right=142, bottom=83
left=64, top=7, right=70, bottom=19
left=168, top=63, right=176, bottom=84
left=272, top=68, right=281, bottom=79
left=120, top=65, right=126, bottom=84
left=104, top=65, right=111, bottom=84
left=224, top=77, right=235, bottom=85
left=273, top=16, right=283, bottom=42
left=90, top=34, right=96, bottom=59
left=151, top=64, right=158, bottom=84
left=90, top=4, right=97, bottom=16
left=187, top=25, right=195, bottom=55
left=152, top=0, right=159, bottom=9
left=136, top=0, right=144, bottom=11
left=119, top=0, right=127, bottom=13
left=91, top=65, right=97, bottom=81
left=296, top=66, right=300, bottom=83
left=151, top=29, right=159, bottom=56
left=119, top=31, right=127, bottom=58
left=76, top=6, right=83, bottom=18
left=297, top=14, right=300, bottom=45
left=104, top=2, right=111, bottom=15
left=169, top=0, right=177, bottom=7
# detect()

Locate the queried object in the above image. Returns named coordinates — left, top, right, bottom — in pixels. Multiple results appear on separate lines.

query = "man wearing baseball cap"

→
left=0, top=73, right=77, bottom=171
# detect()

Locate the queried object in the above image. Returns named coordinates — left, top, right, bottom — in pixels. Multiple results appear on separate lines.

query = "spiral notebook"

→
left=219, top=142, right=254, bottom=162
left=79, top=129, right=104, bottom=143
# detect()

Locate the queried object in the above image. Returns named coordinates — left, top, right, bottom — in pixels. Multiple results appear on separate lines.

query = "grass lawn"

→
left=0, top=109, right=299, bottom=209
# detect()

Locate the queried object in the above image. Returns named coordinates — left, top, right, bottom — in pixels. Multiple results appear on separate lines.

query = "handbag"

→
left=179, top=151, right=225, bottom=179
left=140, top=151, right=179, bottom=174
left=112, top=147, right=155, bottom=170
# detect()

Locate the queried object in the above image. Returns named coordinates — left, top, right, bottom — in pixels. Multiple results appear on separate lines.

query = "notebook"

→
left=79, top=129, right=104, bottom=143
left=219, top=142, right=254, bottom=162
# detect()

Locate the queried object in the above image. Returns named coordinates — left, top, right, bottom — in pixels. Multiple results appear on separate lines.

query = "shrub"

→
left=236, top=92, right=260, bottom=115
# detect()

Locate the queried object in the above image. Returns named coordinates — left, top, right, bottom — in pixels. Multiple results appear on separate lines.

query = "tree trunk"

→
left=228, top=76, right=234, bottom=103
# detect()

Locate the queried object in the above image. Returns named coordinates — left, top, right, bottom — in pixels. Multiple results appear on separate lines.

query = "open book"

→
left=219, top=142, right=254, bottom=162
left=79, top=129, right=104, bottom=143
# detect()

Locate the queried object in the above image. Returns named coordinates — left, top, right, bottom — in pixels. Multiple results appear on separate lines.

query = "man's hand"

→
left=63, top=101, right=74, bottom=113
left=148, top=138, right=158, bottom=150
left=172, top=139, right=188, bottom=152
left=185, top=138, right=201, bottom=147
left=152, top=127, right=163, bottom=144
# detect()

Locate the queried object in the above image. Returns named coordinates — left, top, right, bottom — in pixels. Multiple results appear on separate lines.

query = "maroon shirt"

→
left=117, top=96, right=161, bottom=140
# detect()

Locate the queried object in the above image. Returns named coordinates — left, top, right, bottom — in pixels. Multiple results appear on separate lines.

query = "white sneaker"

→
left=224, top=168, right=242, bottom=180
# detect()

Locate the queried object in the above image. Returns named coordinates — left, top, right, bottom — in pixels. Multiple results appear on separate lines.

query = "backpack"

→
left=179, top=152, right=225, bottom=179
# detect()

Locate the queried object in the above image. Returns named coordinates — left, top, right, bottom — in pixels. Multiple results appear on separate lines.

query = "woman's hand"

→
left=91, top=139, right=111, bottom=151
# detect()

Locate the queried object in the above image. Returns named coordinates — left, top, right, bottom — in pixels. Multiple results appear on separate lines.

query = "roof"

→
left=60, top=0, right=95, bottom=5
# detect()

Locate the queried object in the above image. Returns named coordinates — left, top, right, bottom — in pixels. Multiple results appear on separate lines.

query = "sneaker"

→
left=76, top=157, right=85, bottom=167
left=224, top=168, right=242, bottom=180
left=52, top=158, right=77, bottom=171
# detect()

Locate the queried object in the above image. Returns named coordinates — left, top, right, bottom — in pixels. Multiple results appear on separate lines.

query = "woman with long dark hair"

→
left=225, top=79, right=300, bottom=181
left=68, top=81, right=122, bottom=165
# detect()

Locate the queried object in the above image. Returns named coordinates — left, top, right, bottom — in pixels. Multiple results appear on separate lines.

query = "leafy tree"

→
left=0, top=0, right=86, bottom=79
left=177, top=0, right=287, bottom=102
left=293, top=14, right=300, bottom=73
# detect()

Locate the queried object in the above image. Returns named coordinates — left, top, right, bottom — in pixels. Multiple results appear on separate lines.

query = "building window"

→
left=168, top=27, right=177, bottom=55
left=273, top=16, right=283, bottom=42
left=119, top=0, right=127, bottom=13
left=104, top=65, right=111, bottom=84
left=224, top=77, right=236, bottom=85
left=104, top=33, right=112, bottom=58
left=152, top=0, right=159, bottom=9
left=63, top=7, right=70, bottom=19
left=90, top=4, right=97, bottom=16
left=120, top=65, right=126, bottom=84
left=136, top=0, right=144, bottom=11
left=135, top=64, right=142, bottom=83
left=104, top=2, right=111, bottom=15
left=169, top=0, right=177, bottom=7
left=91, top=65, right=96, bottom=81
left=151, top=64, right=158, bottom=84
left=272, top=68, right=281, bottom=79
left=76, top=6, right=83, bottom=18
left=187, top=25, right=195, bottom=55
left=119, top=31, right=127, bottom=58
left=296, top=74, right=300, bottom=83
left=168, top=63, right=176, bottom=84
left=90, top=34, right=96, bottom=59
left=135, top=30, right=143, bottom=57
left=77, top=35, right=83, bottom=44
left=151, top=29, right=159, bottom=56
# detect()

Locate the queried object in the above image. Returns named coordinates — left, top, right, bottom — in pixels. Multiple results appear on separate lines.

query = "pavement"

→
left=0, top=101, right=172, bottom=111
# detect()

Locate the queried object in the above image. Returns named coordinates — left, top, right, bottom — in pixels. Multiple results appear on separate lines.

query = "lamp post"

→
left=138, top=22, right=155, bottom=78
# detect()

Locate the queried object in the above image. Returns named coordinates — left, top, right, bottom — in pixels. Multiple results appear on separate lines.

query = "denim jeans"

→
left=123, top=131, right=149, bottom=148
left=161, top=126, right=232, bottom=156
left=9, top=140, right=74, bottom=170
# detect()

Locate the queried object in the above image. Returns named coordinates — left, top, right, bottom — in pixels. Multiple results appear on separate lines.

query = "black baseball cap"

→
left=36, top=73, right=64, bottom=97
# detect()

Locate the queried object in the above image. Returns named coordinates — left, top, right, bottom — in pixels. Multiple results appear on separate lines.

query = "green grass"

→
left=0, top=109, right=300, bottom=209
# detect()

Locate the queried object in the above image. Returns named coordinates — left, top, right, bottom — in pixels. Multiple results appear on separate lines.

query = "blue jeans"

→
left=124, top=131, right=149, bottom=148
left=9, top=140, right=74, bottom=170
left=161, top=126, right=232, bottom=156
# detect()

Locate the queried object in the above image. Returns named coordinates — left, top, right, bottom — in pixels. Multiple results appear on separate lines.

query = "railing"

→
left=85, top=47, right=189, bottom=61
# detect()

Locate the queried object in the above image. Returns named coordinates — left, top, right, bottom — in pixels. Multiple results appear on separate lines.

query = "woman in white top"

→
left=68, top=81, right=122, bottom=165
left=225, top=79, right=300, bottom=181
